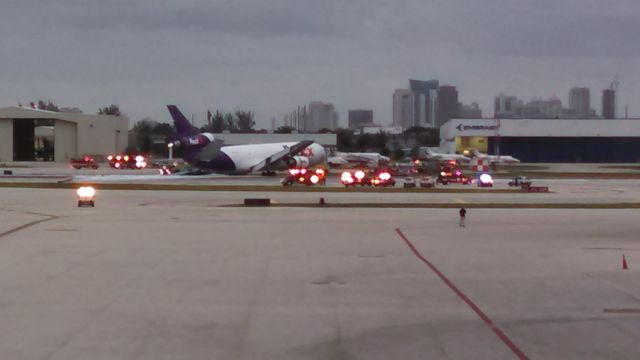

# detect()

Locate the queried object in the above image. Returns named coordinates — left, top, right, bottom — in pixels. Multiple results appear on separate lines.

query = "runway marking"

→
left=0, top=210, right=58, bottom=239
left=455, top=199, right=467, bottom=204
left=395, top=228, right=528, bottom=360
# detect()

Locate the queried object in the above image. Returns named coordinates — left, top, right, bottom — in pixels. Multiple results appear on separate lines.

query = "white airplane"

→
left=467, top=149, right=520, bottom=165
left=421, top=147, right=470, bottom=163
left=166, top=105, right=326, bottom=175
left=327, top=152, right=390, bottom=168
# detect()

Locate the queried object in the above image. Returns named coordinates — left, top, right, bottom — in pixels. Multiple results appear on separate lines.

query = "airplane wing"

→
left=194, top=139, right=225, bottom=162
left=249, top=140, right=314, bottom=172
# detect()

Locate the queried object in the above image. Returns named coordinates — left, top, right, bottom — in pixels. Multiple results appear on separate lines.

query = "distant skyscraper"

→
left=307, top=101, right=338, bottom=132
left=392, top=89, right=413, bottom=129
left=602, top=89, right=616, bottom=119
left=410, top=79, right=439, bottom=128
left=494, top=95, right=523, bottom=118
left=348, top=110, right=373, bottom=130
left=458, top=102, right=482, bottom=118
left=436, top=85, right=459, bottom=127
left=569, top=87, right=590, bottom=118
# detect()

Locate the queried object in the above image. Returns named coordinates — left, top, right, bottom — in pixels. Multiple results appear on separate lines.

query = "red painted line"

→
left=395, top=228, right=528, bottom=360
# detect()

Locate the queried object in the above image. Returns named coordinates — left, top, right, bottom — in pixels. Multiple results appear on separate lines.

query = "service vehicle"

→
left=70, top=156, right=98, bottom=169
left=403, top=177, right=416, bottom=188
left=107, top=154, right=148, bottom=169
left=281, top=168, right=326, bottom=186
left=419, top=176, right=435, bottom=188
left=509, top=176, right=532, bottom=187
left=340, top=169, right=395, bottom=187
left=477, top=173, right=494, bottom=187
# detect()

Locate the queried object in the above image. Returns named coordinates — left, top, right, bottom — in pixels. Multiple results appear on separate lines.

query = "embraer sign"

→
left=455, top=124, right=499, bottom=132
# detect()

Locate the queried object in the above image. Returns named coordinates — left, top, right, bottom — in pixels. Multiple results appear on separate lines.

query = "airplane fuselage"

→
left=195, top=142, right=326, bottom=174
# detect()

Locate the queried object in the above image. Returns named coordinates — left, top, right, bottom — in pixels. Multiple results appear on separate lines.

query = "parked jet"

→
left=467, top=149, right=520, bottom=165
left=421, top=147, right=470, bottom=163
left=166, top=105, right=326, bottom=175
left=327, top=152, right=390, bottom=168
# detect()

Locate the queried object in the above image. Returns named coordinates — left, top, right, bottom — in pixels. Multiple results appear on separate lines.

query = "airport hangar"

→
left=0, top=106, right=129, bottom=162
left=440, top=118, right=640, bottom=162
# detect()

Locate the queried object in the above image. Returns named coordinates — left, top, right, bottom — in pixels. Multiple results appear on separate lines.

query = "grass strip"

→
left=224, top=202, right=640, bottom=209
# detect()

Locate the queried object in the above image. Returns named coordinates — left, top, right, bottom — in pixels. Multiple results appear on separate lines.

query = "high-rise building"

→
left=458, top=102, right=482, bottom=118
left=569, top=87, right=590, bottom=118
left=602, top=89, right=615, bottom=119
left=410, top=79, right=439, bottom=128
left=348, top=110, right=373, bottom=130
left=307, top=101, right=338, bottom=132
left=436, top=85, right=459, bottom=127
left=392, top=89, right=413, bottom=129
left=494, top=95, right=523, bottom=118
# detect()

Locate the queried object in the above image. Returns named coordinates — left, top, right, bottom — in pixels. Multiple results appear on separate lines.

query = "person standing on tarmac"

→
left=459, top=208, right=467, bottom=227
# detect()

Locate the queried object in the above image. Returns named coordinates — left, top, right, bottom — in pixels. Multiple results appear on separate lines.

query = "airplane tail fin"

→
left=167, top=105, right=198, bottom=136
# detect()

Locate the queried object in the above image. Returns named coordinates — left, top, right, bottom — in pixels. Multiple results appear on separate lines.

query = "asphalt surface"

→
left=1, top=185, right=640, bottom=359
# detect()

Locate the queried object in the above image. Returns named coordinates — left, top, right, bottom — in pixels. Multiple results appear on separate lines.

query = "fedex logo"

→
left=299, top=147, right=314, bottom=157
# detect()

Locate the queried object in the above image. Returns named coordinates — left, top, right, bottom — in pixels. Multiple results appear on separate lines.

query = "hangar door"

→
left=13, top=119, right=55, bottom=161
left=54, top=120, right=77, bottom=161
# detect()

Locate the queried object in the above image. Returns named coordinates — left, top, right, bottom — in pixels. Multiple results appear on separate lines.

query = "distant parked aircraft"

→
left=467, top=149, right=520, bottom=165
left=327, top=152, right=390, bottom=168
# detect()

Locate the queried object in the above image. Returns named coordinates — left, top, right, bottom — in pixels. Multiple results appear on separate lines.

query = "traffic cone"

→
left=623, top=254, right=629, bottom=270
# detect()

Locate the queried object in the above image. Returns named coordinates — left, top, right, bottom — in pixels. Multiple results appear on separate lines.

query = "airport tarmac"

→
left=1, top=188, right=640, bottom=359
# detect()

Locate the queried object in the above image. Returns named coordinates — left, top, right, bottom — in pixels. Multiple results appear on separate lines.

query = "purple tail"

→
left=167, top=105, right=198, bottom=136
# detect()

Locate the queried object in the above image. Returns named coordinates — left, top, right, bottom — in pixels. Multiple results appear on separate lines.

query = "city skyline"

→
left=1, top=1, right=638, bottom=128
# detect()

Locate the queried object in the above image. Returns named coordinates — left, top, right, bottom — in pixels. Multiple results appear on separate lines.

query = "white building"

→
left=440, top=118, right=640, bottom=162
left=0, top=106, right=128, bottom=162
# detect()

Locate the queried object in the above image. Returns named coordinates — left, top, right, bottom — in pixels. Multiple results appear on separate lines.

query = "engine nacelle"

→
left=169, top=133, right=214, bottom=148
left=288, top=156, right=310, bottom=168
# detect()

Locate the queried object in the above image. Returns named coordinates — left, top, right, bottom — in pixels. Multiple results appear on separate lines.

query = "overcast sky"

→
left=1, top=0, right=638, bottom=128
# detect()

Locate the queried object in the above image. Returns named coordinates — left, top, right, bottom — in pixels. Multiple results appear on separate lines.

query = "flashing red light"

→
left=289, top=168, right=300, bottom=176
left=135, top=155, right=144, bottom=162
left=354, top=170, right=365, bottom=180
left=107, top=155, right=113, bottom=161
left=310, top=175, right=320, bottom=184
left=341, top=171, right=353, bottom=182
left=114, top=163, right=121, bottom=168
left=379, top=172, right=391, bottom=181
left=300, top=168, right=307, bottom=175
left=116, top=155, right=122, bottom=161
left=455, top=170, right=461, bottom=176
left=414, top=160, right=420, bottom=165
left=315, top=169, right=326, bottom=176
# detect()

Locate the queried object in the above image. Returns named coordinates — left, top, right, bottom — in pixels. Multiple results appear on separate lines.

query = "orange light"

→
left=298, top=177, right=305, bottom=182
left=123, top=155, right=130, bottom=162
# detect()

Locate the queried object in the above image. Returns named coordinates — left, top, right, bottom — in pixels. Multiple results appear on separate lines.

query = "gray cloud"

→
left=0, top=0, right=639, bottom=126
